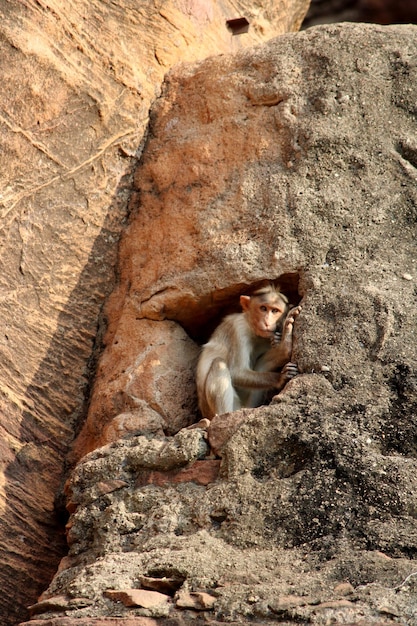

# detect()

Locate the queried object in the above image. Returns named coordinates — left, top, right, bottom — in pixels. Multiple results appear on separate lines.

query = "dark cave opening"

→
left=173, top=272, right=302, bottom=345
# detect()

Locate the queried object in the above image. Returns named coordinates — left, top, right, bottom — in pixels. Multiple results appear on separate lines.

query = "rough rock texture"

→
left=0, top=1, right=310, bottom=624
left=27, top=22, right=417, bottom=626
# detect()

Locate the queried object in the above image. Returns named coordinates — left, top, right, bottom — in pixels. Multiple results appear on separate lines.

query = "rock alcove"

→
left=71, top=272, right=302, bottom=458
left=171, top=271, right=301, bottom=344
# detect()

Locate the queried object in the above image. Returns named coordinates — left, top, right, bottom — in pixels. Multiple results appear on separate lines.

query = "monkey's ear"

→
left=240, top=295, right=251, bottom=311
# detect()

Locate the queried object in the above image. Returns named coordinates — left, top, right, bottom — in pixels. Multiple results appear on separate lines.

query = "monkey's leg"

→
left=205, top=357, right=241, bottom=416
left=246, top=388, right=267, bottom=409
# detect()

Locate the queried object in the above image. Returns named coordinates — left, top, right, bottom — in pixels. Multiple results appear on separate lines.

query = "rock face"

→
left=26, top=22, right=417, bottom=626
left=0, top=1, right=309, bottom=624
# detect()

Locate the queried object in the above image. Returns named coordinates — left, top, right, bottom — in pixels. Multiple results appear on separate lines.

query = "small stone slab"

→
left=95, top=479, right=129, bottom=495
left=136, top=459, right=220, bottom=487
left=269, top=594, right=312, bottom=612
left=29, top=595, right=70, bottom=615
left=314, top=599, right=356, bottom=610
left=104, top=589, right=170, bottom=609
left=208, top=410, right=248, bottom=455
left=175, top=589, right=216, bottom=610
left=334, top=582, right=355, bottom=596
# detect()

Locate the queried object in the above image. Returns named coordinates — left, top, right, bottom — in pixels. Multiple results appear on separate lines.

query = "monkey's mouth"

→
left=258, top=329, right=275, bottom=339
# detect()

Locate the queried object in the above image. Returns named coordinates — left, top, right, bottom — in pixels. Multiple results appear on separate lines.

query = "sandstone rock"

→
left=73, top=320, right=200, bottom=458
left=29, top=596, right=71, bottom=616
left=175, top=589, right=217, bottom=610
left=104, top=588, right=171, bottom=609
left=30, top=22, right=417, bottom=626
left=16, top=19, right=417, bottom=626
left=99, top=407, right=167, bottom=446
left=1, top=0, right=309, bottom=622
left=208, top=410, right=249, bottom=455
left=138, top=575, right=184, bottom=595
left=269, top=594, right=312, bottom=612
left=26, top=617, right=160, bottom=626
left=22, top=616, right=392, bottom=626
left=314, top=599, right=356, bottom=610
left=136, top=459, right=221, bottom=487
left=334, top=582, right=355, bottom=596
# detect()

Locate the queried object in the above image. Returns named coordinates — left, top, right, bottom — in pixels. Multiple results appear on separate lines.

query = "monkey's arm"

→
left=255, top=305, right=301, bottom=372
left=226, top=316, right=284, bottom=390
left=255, top=342, right=291, bottom=371
left=231, top=367, right=284, bottom=390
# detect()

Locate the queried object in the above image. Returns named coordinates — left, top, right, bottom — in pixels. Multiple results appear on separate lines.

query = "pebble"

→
left=402, top=273, right=413, bottom=281
left=334, top=582, right=355, bottom=596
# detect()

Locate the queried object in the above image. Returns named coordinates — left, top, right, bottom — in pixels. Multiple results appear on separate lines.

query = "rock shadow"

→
left=1, top=154, right=138, bottom=626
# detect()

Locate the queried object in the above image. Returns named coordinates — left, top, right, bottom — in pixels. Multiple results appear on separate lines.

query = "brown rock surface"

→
left=104, top=589, right=171, bottom=610
left=208, top=411, right=249, bottom=455
left=25, top=21, right=417, bottom=626
left=0, top=0, right=309, bottom=623
left=26, top=620, right=161, bottom=626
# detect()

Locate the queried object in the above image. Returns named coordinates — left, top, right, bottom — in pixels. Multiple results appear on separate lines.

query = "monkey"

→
left=196, top=283, right=301, bottom=419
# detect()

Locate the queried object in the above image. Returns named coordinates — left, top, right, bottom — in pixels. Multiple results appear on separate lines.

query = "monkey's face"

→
left=241, top=293, right=288, bottom=339
left=254, top=301, right=287, bottom=338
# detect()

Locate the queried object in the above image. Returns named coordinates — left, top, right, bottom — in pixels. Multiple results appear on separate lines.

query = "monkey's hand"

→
left=272, top=306, right=301, bottom=347
left=280, top=305, right=302, bottom=347
left=284, top=305, right=302, bottom=332
left=275, top=362, right=298, bottom=390
left=271, top=330, right=282, bottom=346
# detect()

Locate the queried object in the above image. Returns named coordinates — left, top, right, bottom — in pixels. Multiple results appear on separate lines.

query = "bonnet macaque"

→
left=196, top=283, right=301, bottom=418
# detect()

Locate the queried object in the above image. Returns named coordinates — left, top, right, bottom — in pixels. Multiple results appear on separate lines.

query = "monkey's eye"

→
left=260, top=305, right=268, bottom=312
left=272, top=308, right=279, bottom=314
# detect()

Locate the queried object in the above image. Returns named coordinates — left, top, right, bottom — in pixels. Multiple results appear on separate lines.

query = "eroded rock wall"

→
left=29, top=22, right=417, bottom=626
left=0, top=1, right=310, bottom=623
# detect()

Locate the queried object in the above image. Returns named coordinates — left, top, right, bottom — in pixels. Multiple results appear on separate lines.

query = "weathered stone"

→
left=74, top=320, right=200, bottom=457
left=99, top=408, right=167, bottom=447
left=104, top=589, right=171, bottom=609
left=175, top=589, right=217, bottom=610
left=136, top=460, right=221, bottom=487
left=138, top=575, right=184, bottom=595
left=94, top=480, right=129, bottom=496
left=269, top=594, right=312, bottom=612
left=334, top=582, right=355, bottom=596
left=314, top=599, right=356, bottom=610
left=22, top=617, right=162, bottom=626
left=29, top=596, right=70, bottom=616
left=1, top=0, right=310, bottom=622
left=31, top=22, right=417, bottom=626
left=208, top=411, right=249, bottom=455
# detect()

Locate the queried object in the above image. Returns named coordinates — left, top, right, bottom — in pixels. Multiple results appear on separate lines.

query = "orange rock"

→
left=95, top=480, right=129, bottom=496
left=104, top=589, right=171, bottom=609
left=136, top=460, right=220, bottom=487
left=208, top=411, right=249, bottom=455
left=175, top=589, right=216, bottom=610
left=269, top=594, right=311, bottom=612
